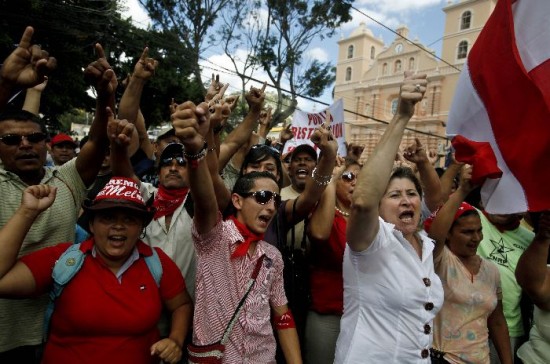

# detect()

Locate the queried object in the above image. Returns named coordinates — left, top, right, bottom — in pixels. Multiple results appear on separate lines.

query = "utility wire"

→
left=350, top=5, right=461, bottom=72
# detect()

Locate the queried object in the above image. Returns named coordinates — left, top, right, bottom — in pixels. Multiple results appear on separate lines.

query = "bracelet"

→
left=311, top=167, right=332, bottom=186
left=184, top=141, right=208, bottom=168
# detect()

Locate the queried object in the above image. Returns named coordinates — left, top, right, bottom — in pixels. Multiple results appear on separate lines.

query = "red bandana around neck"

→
left=153, top=185, right=189, bottom=220
left=228, top=215, right=264, bottom=259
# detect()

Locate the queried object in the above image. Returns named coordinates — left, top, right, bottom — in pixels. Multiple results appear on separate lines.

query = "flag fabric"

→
left=447, top=0, right=550, bottom=213
left=283, top=99, right=346, bottom=156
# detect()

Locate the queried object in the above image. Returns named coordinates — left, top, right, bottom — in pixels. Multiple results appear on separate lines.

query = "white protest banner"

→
left=283, top=99, right=346, bottom=157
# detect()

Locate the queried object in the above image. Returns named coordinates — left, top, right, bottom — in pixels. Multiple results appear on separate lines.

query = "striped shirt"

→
left=192, top=214, right=287, bottom=363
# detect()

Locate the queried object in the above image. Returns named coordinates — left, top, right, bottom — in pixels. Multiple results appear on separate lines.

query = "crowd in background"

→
left=0, top=26, right=548, bottom=364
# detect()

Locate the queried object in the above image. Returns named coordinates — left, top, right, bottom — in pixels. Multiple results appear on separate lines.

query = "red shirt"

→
left=20, top=239, right=185, bottom=364
left=309, top=211, right=347, bottom=315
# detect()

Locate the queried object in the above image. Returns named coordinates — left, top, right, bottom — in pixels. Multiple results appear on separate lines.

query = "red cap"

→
left=424, top=201, right=477, bottom=233
left=50, top=133, right=77, bottom=147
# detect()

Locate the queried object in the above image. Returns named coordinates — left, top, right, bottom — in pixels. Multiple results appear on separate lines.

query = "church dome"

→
left=349, top=22, right=374, bottom=38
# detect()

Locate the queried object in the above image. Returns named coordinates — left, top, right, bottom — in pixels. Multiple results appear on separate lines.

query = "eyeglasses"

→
left=341, top=171, right=357, bottom=182
left=160, top=156, right=186, bottom=167
left=250, top=144, right=281, bottom=157
left=0, top=132, right=47, bottom=146
left=240, top=190, right=282, bottom=207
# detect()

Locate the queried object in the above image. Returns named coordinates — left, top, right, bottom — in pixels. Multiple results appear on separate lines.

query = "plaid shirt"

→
left=192, top=214, right=287, bottom=363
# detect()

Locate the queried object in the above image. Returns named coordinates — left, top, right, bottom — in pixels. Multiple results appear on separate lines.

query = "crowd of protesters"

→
left=0, top=26, right=547, bottom=364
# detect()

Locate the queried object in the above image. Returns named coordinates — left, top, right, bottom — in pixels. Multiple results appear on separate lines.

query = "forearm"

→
left=136, top=111, right=154, bottom=158
left=118, top=77, right=145, bottom=124
left=308, top=183, right=336, bottom=241
left=488, top=305, right=513, bottom=364
left=294, top=149, right=336, bottom=219
left=168, top=302, right=192, bottom=348
left=22, top=89, right=42, bottom=115
left=189, top=156, right=219, bottom=234
left=417, top=159, right=442, bottom=212
left=206, top=130, right=231, bottom=210
left=353, top=115, right=410, bottom=208
left=109, top=143, right=138, bottom=181
left=516, top=235, right=550, bottom=301
left=440, top=163, right=462, bottom=202
left=277, top=328, right=302, bottom=364
left=0, top=208, right=37, bottom=277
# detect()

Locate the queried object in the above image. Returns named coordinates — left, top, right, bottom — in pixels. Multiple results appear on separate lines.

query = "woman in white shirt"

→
left=334, top=72, right=444, bottom=364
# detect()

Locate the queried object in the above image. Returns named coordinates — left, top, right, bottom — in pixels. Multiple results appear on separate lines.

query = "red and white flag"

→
left=447, top=0, right=550, bottom=213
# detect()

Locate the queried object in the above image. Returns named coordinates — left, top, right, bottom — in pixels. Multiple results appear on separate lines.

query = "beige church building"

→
left=334, top=0, right=496, bottom=162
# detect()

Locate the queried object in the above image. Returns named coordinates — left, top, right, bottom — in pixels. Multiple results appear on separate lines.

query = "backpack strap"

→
left=144, top=247, right=162, bottom=287
left=44, top=243, right=86, bottom=340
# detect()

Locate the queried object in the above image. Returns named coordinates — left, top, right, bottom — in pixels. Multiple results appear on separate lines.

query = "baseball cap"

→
left=290, top=144, right=317, bottom=162
left=50, top=133, right=77, bottom=148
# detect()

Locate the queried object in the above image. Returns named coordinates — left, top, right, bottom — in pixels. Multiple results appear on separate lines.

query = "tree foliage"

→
left=0, top=0, right=202, bottom=130
left=137, top=0, right=353, bottom=130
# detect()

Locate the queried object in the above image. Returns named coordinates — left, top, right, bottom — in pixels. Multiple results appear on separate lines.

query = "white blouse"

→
left=334, top=217, right=444, bottom=364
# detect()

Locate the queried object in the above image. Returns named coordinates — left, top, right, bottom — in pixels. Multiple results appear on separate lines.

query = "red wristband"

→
left=273, top=310, right=296, bottom=330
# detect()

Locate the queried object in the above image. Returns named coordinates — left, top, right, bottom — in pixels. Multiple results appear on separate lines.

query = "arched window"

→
left=457, top=41, right=468, bottom=59
left=409, top=57, right=415, bottom=70
left=365, top=104, right=371, bottom=115
left=391, top=98, right=399, bottom=115
left=345, top=67, right=352, bottom=81
left=394, top=60, right=402, bottom=73
left=461, top=11, right=472, bottom=30
left=382, top=63, right=388, bottom=75
left=370, top=46, right=375, bottom=59
left=347, top=45, right=354, bottom=59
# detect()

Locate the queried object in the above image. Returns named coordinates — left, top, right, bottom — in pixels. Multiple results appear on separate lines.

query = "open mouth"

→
left=296, top=169, right=309, bottom=178
left=108, top=235, right=127, bottom=246
left=258, top=214, right=272, bottom=226
left=399, top=211, right=415, bottom=223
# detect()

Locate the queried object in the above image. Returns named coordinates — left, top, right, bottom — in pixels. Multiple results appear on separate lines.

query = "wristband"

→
left=184, top=141, right=208, bottom=168
left=311, top=167, right=332, bottom=186
left=273, top=310, right=296, bottom=330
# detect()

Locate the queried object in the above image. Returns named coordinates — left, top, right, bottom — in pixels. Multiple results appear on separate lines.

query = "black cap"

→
left=290, top=144, right=317, bottom=162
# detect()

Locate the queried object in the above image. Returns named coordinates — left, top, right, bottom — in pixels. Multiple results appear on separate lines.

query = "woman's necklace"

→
left=335, top=205, right=350, bottom=217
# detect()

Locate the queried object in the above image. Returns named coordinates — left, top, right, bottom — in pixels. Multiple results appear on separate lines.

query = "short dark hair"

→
left=233, top=171, right=279, bottom=195
left=240, top=144, right=283, bottom=188
left=389, top=166, right=423, bottom=198
left=0, top=109, right=48, bottom=134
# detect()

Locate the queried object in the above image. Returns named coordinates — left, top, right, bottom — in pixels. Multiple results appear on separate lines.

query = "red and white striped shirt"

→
left=192, top=213, right=287, bottom=363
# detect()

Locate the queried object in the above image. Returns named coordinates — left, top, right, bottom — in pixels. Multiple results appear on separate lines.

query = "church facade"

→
left=334, top=0, right=497, bottom=162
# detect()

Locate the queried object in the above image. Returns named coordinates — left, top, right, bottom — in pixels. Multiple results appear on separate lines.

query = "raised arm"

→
left=307, top=166, right=344, bottom=242
left=403, top=138, right=442, bottom=212
left=172, top=101, right=216, bottom=234
left=427, top=165, right=475, bottom=260
left=285, top=122, right=338, bottom=224
left=77, top=44, right=117, bottom=186
left=516, top=212, right=550, bottom=310
left=0, top=185, right=56, bottom=297
left=219, top=83, right=266, bottom=169
left=22, top=77, right=48, bottom=115
left=347, top=72, right=427, bottom=252
left=440, top=153, right=463, bottom=203
left=0, top=26, right=56, bottom=110
left=106, top=108, right=138, bottom=181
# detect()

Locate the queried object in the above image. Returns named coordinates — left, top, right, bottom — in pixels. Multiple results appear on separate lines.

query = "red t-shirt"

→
left=309, top=211, right=347, bottom=315
left=20, top=239, right=185, bottom=364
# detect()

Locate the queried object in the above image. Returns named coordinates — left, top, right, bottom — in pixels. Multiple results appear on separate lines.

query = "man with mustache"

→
left=0, top=27, right=115, bottom=363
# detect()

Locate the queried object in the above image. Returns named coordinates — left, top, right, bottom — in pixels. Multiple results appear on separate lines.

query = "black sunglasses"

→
left=341, top=171, right=357, bottom=182
left=0, top=132, right=47, bottom=146
left=160, top=156, right=186, bottom=167
left=240, top=190, right=282, bottom=207
left=250, top=144, right=281, bottom=157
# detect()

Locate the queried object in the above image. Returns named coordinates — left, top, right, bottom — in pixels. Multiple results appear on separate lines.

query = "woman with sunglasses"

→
left=305, top=160, right=361, bottom=364
left=335, top=73, right=444, bottom=363
left=172, top=101, right=302, bottom=363
left=425, top=165, right=512, bottom=364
